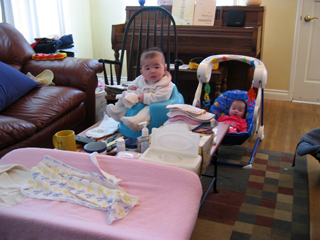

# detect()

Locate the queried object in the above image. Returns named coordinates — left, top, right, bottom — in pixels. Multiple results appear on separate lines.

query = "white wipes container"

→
left=95, top=88, right=107, bottom=122
left=140, top=125, right=202, bottom=174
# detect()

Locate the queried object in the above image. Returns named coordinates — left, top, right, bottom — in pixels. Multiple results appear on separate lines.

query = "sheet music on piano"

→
left=172, top=0, right=195, bottom=25
left=193, top=0, right=217, bottom=26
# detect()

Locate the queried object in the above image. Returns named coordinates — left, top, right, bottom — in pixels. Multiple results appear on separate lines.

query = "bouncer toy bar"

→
left=193, top=54, right=267, bottom=108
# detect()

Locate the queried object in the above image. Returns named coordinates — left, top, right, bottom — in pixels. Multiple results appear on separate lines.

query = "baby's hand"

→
left=128, top=85, right=137, bottom=91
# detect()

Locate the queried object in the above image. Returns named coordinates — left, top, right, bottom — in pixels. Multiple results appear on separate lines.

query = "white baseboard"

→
left=264, top=89, right=290, bottom=101
left=292, top=100, right=320, bottom=105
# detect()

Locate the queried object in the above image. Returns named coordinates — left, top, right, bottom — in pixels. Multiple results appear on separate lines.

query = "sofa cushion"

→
left=0, top=115, right=37, bottom=149
left=1, top=86, right=86, bottom=130
left=0, top=61, right=40, bottom=111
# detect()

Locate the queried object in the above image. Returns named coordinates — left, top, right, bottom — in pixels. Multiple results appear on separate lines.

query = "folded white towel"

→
left=166, top=104, right=207, bottom=115
left=86, top=114, right=119, bottom=139
left=0, top=164, right=31, bottom=207
left=167, top=109, right=215, bottom=121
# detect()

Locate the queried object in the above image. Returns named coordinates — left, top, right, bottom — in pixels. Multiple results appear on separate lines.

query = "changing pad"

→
left=0, top=148, right=202, bottom=240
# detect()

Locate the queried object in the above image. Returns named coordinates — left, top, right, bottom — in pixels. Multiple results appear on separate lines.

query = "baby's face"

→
left=229, top=100, right=246, bottom=118
left=140, top=54, right=166, bottom=83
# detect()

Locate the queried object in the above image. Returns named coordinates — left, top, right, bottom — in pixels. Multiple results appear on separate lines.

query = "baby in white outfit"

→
left=106, top=47, right=173, bottom=131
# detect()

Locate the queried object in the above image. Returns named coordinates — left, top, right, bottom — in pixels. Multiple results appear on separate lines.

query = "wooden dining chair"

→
left=98, top=6, right=182, bottom=86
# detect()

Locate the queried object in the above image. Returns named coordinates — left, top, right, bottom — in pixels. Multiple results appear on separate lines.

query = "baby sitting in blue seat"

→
left=217, top=99, right=248, bottom=133
left=106, top=47, right=173, bottom=131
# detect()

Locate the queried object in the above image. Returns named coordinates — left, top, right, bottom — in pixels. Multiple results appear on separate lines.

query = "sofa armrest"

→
left=22, top=58, right=103, bottom=92
left=22, top=58, right=103, bottom=129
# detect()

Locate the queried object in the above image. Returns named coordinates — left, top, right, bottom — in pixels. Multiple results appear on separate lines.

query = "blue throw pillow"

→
left=0, top=61, right=40, bottom=111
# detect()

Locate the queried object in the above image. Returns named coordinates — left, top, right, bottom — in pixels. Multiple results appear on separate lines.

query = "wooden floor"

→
left=243, top=99, right=320, bottom=239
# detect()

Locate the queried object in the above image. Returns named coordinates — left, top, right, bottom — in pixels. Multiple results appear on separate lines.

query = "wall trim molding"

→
left=292, top=100, right=320, bottom=105
left=263, top=88, right=290, bottom=101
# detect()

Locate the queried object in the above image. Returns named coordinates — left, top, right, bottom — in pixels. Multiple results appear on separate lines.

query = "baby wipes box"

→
left=140, top=125, right=202, bottom=175
left=198, top=134, right=214, bottom=175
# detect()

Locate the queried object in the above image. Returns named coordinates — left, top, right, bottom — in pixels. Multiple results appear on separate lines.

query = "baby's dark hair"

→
left=232, top=99, right=247, bottom=119
left=140, top=47, right=165, bottom=66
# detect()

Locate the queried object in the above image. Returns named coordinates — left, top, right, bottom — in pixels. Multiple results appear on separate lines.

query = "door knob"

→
left=304, top=15, right=319, bottom=22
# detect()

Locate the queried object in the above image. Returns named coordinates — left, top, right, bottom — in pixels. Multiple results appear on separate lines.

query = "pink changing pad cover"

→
left=0, top=148, right=202, bottom=240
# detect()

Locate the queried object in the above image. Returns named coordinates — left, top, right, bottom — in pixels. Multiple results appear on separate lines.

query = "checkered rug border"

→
left=197, top=146, right=309, bottom=240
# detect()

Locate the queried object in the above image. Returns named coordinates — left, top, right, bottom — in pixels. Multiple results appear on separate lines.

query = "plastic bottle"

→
left=137, top=121, right=150, bottom=153
left=116, top=138, right=126, bottom=153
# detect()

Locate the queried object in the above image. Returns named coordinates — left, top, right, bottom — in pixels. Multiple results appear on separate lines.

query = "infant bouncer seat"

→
left=193, top=54, right=268, bottom=169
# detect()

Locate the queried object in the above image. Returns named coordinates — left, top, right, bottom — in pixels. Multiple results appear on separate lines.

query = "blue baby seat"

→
left=194, top=54, right=268, bottom=168
left=210, top=90, right=255, bottom=145
left=119, top=84, right=184, bottom=139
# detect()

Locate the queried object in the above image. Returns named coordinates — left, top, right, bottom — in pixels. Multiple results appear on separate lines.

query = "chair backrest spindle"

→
left=136, top=12, right=144, bottom=79
left=153, top=11, right=157, bottom=46
left=102, top=62, right=108, bottom=85
left=109, top=64, right=114, bottom=85
left=127, top=18, right=136, bottom=81
left=166, top=17, right=171, bottom=71
left=145, top=10, right=150, bottom=50
left=160, top=12, right=164, bottom=52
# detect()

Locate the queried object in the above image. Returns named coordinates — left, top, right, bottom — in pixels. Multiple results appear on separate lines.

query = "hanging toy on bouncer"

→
left=202, top=83, right=211, bottom=107
left=246, top=86, right=256, bottom=107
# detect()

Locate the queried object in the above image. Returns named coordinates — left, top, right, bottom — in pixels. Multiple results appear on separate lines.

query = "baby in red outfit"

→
left=217, top=100, right=248, bottom=133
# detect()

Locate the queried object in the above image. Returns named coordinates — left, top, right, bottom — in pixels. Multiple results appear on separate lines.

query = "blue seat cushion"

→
left=119, top=84, right=184, bottom=139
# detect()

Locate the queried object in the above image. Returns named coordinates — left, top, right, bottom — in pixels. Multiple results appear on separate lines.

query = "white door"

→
left=292, top=0, right=320, bottom=102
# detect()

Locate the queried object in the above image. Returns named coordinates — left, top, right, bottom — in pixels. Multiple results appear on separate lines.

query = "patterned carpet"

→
left=191, top=145, right=309, bottom=240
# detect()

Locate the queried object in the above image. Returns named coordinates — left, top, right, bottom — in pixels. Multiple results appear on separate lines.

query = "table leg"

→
left=199, top=152, right=219, bottom=209
left=213, top=151, right=219, bottom=193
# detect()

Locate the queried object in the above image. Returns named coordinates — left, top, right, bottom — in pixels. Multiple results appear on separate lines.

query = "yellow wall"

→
left=89, top=0, right=128, bottom=61
left=84, top=0, right=298, bottom=92
left=68, top=0, right=94, bottom=58
left=261, top=0, right=297, bottom=91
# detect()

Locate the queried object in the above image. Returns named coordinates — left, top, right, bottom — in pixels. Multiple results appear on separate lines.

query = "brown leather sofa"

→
left=0, top=23, right=103, bottom=158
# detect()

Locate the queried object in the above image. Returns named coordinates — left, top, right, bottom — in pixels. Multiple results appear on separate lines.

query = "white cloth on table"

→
left=86, top=114, right=119, bottom=139
left=0, top=164, right=31, bottom=207
left=163, top=119, right=197, bottom=131
left=165, top=104, right=216, bottom=130
left=167, top=109, right=215, bottom=121
left=166, top=104, right=207, bottom=115
left=20, top=155, right=139, bottom=224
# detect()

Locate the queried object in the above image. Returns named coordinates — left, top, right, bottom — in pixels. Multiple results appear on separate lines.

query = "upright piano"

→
left=111, top=5, right=264, bottom=104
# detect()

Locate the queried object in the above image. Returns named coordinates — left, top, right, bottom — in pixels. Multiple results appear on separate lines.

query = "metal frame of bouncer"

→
left=193, top=54, right=267, bottom=169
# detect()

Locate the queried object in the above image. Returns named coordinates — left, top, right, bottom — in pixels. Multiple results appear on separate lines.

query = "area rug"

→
left=191, top=145, right=309, bottom=240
